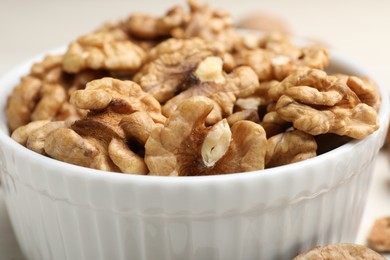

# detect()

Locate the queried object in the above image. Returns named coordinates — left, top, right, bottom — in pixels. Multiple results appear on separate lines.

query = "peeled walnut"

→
left=6, top=76, right=42, bottom=131
left=45, top=126, right=146, bottom=173
left=268, top=69, right=357, bottom=103
left=161, top=56, right=260, bottom=124
left=13, top=120, right=71, bottom=155
left=145, top=96, right=267, bottom=176
left=260, top=111, right=291, bottom=138
left=45, top=127, right=138, bottom=172
left=30, top=55, right=64, bottom=83
left=126, top=0, right=237, bottom=51
left=11, top=120, right=51, bottom=145
left=227, top=109, right=259, bottom=126
left=63, top=29, right=145, bottom=74
left=260, top=95, right=291, bottom=138
left=368, top=217, right=390, bottom=252
left=6, top=55, right=109, bottom=131
left=119, top=111, right=155, bottom=145
left=276, top=95, right=379, bottom=139
left=265, top=130, right=317, bottom=168
left=70, top=77, right=165, bottom=124
left=234, top=41, right=330, bottom=81
left=40, top=77, right=163, bottom=174
left=54, top=69, right=110, bottom=122
left=233, top=32, right=301, bottom=56
left=108, top=138, right=148, bottom=174
left=270, top=69, right=379, bottom=139
left=6, top=55, right=68, bottom=131
left=126, top=5, right=185, bottom=40
left=345, top=76, right=381, bottom=112
left=44, top=127, right=101, bottom=168
left=12, top=78, right=161, bottom=174
left=31, top=83, right=67, bottom=121
left=234, top=97, right=263, bottom=112
left=234, top=49, right=273, bottom=81
left=94, top=20, right=160, bottom=51
left=294, top=243, right=385, bottom=259
left=145, top=37, right=236, bottom=71
left=171, top=0, right=238, bottom=51
left=233, top=34, right=263, bottom=51
left=272, top=45, right=330, bottom=80
left=133, top=38, right=227, bottom=103
left=233, top=33, right=301, bottom=80
left=64, top=77, right=165, bottom=173
left=358, top=76, right=381, bottom=112
left=6, top=79, right=67, bottom=132
left=146, top=37, right=224, bottom=61
left=260, top=32, right=302, bottom=59
left=233, top=81, right=280, bottom=116
left=298, top=45, right=330, bottom=72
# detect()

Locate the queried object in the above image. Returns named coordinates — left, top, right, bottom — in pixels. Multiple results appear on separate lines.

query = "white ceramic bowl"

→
left=0, top=49, right=388, bottom=260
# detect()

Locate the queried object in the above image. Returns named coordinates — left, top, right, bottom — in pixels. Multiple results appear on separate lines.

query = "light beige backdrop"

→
left=1, top=0, right=390, bottom=259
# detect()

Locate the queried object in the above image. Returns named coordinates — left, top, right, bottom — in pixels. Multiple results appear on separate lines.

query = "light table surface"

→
left=1, top=0, right=390, bottom=259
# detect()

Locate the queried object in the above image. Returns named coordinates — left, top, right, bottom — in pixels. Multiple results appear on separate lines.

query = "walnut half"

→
left=265, top=130, right=317, bottom=168
left=293, top=243, right=385, bottom=259
left=63, top=29, right=146, bottom=73
left=145, top=96, right=267, bottom=176
left=270, top=69, right=379, bottom=139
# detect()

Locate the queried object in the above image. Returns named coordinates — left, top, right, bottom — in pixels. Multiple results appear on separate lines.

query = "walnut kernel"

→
left=145, top=96, right=267, bottom=176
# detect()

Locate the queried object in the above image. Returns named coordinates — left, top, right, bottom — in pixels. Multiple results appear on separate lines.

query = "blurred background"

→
left=1, top=0, right=390, bottom=259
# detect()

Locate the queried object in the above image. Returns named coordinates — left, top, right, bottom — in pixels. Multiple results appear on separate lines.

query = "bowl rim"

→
left=0, top=46, right=388, bottom=185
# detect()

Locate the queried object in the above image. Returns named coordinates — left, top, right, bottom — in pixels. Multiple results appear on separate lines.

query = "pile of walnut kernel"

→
left=6, top=0, right=381, bottom=176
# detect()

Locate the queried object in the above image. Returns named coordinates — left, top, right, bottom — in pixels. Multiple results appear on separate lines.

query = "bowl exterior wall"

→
left=0, top=138, right=383, bottom=260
